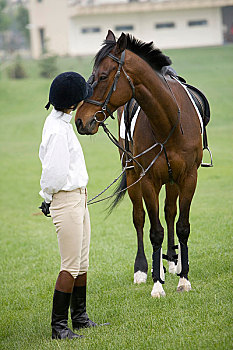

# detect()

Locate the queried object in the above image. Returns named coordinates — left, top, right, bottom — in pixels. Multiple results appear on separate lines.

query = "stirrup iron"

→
left=201, top=146, right=213, bottom=167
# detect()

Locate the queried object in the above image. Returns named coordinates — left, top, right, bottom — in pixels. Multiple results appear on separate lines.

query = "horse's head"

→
left=75, top=30, right=135, bottom=135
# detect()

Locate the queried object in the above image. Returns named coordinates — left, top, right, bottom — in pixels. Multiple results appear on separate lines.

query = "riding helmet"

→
left=45, top=71, right=93, bottom=110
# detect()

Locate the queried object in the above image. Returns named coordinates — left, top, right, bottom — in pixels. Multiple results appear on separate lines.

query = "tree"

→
left=0, top=1, right=30, bottom=55
left=0, top=0, right=10, bottom=32
left=16, top=5, right=30, bottom=45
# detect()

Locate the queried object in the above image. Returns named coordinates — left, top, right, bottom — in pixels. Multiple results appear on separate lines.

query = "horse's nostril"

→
left=90, top=118, right=96, bottom=127
left=76, top=117, right=97, bottom=135
left=76, top=118, right=83, bottom=130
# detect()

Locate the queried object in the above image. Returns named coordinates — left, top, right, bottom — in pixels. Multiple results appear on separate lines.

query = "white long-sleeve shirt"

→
left=39, top=108, right=88, bottom=203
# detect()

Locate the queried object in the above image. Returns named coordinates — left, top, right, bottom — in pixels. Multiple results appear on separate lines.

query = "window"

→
left=115, top=25, right=134, bottom=31
left=155, top=22, right=175, bottom=29
left=81, top=27, right=101, bottom=34
left=188, top=20, right=208, bottom=27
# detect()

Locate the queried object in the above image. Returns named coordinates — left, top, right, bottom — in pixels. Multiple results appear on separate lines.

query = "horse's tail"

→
left=108, top=172, right=127, bottom=214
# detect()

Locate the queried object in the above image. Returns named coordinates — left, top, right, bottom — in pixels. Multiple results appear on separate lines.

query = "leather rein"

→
left=85, top=50, right=180, bottom=205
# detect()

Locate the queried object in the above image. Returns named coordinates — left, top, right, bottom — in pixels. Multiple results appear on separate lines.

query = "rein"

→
left=86, top=51, right=180, bottom=205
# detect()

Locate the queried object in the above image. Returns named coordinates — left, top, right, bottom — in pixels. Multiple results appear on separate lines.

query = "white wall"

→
left=69, top=6, right=223, bottom=55
left=151, top=7, right=223, bottom=48
left=28, top=0, right=69, bottom=58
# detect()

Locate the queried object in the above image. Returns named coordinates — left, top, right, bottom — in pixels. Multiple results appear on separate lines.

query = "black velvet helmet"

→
left=45, top=71, right=93, bottom=110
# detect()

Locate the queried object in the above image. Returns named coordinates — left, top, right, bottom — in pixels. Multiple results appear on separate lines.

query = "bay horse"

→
left=75, top=30, right=203, bottom=298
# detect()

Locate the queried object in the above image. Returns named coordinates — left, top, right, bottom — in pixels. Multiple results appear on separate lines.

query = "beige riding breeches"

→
left=50, top=188, right=90, bottom=279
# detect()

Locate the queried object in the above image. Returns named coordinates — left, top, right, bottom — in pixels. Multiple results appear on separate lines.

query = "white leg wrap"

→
left=168, top=261, right=177, bottom=274
left=151, top=281, right=166, bottom=298
left=176, top=243, right=182, bottom=275
left=176, top=242, right=189, bottom=277
left=134, top=271, right=147, bottom=284
left=151, top=247, right=165, bottom=283
left=160, top=248, right=165, bottom=282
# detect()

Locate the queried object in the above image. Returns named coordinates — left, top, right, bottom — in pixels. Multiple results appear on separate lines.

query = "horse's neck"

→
left=131, top=62, right=178, bottom=139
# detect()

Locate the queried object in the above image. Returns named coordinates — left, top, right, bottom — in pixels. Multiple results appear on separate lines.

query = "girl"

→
left=39, top=72, right=97, bottom=339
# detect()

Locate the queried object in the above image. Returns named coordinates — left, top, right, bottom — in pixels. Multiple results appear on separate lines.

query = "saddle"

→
left=185, top=83, right=210, bottom=128
left=177, top=77, right=212, bottom=167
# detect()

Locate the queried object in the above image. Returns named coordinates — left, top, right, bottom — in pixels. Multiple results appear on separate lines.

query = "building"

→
left=28, top=0, right=233, bottom=58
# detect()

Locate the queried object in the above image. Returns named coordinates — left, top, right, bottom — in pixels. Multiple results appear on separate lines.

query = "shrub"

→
left=38, top=56, right=57, bottom=78
left=7, top=59, right=27, bottom=79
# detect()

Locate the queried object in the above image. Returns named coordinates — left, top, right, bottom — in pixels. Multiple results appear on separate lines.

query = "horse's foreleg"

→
left=176, top=168, right=197, bottom=292
left=127, top=171, right=148, bottom=284
left=142, top=180, right=165, bottom=298
left=164, top=183, right=179, bottom=274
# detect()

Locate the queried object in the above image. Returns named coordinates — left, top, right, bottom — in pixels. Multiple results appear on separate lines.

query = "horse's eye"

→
left=99, top=75, right=107, bottom=82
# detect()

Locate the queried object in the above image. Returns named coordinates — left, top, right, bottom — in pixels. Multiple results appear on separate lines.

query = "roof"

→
left=68, top=0, right=233, bottom=16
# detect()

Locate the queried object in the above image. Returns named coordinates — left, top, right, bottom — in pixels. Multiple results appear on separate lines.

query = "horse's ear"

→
left=116, top=32, right=127, bottom=54
left=106, top=30, right=116, bottom=42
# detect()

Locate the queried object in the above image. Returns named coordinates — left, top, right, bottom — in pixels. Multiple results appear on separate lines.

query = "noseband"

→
left=85, top=50, right=135, bottom=122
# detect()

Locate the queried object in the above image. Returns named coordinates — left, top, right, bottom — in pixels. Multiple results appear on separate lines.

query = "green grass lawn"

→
left=0, top=44, right=232, bottom=350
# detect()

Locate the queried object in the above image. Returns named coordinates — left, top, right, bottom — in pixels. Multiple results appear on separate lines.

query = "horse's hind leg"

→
left=164, top=183, right=179, bottom=274
left=176, top=168, right=197, bottom=292
left=127, top=170, right=148, bottom=284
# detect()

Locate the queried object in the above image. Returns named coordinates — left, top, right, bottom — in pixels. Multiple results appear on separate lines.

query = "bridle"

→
left=85, top=50, right=135, bottom=123
left=85, top=50, right=147, bottom=175
left=83, top=49, right=181, bottom=205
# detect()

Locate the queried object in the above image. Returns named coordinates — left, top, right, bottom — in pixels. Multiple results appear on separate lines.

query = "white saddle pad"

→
left=120, top=106, right=141, bottom=140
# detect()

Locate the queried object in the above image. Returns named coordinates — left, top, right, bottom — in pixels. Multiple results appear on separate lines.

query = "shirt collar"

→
left=60, top=112, right=73, bottom=123
left=51, top=108, right=73, bottom=123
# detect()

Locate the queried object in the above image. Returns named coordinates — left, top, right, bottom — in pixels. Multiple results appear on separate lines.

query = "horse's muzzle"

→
left=75, top=117, right=97, bottom=135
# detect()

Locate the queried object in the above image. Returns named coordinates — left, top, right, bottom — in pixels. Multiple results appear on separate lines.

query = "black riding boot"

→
left=51, top=289, right=83, bottom=339
left=70, top=286, right=97, bottom=330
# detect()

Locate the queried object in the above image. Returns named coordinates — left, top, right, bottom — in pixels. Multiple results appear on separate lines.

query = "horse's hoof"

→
left=168, top=261, right=177, bottom=274
left=177, top=277, right=191, bottom=292
left=134, top=271, right=147, bottom=284
left=151, top=281, right=166, bottom=298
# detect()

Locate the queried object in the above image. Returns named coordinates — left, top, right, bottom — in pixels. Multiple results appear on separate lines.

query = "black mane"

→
left=94, top=34, right=172, bottom=71
left=94, top=40, right=116, bottom=69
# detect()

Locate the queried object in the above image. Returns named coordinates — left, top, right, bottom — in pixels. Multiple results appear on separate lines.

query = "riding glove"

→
left=39, top=201, right=51, bottom=217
